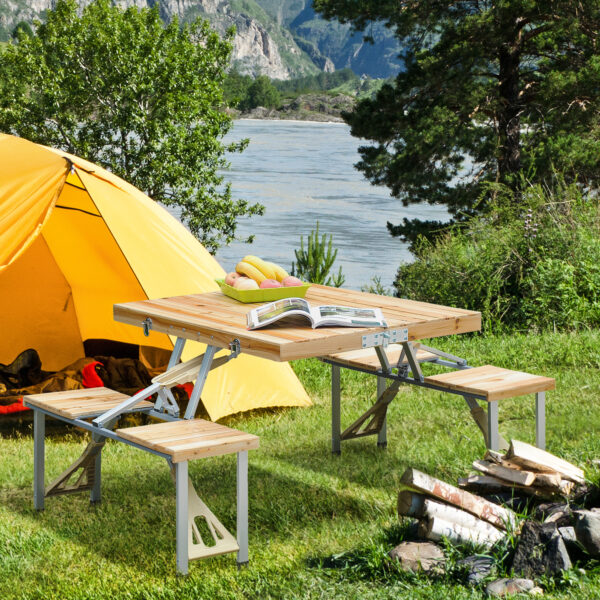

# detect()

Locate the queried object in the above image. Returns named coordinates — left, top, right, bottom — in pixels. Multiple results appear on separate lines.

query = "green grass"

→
left=2, top=331, right=600, bottom=598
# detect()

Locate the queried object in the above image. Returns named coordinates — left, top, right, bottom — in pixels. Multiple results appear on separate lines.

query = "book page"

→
left=247, top=298, right=312, bottom=329
left=315, top=305, right=387, bottom=327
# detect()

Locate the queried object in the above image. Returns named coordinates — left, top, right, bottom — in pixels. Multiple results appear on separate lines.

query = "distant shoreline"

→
left=236, top=117, right=347, bottom=126
left=230, top=92, right=354, bottom=125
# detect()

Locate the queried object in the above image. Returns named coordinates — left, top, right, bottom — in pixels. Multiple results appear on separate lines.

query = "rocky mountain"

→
left=0, top=0, right=401, bottom=79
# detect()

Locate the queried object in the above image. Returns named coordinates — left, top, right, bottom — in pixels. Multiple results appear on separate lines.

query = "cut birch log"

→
left=421, top=498, right=504, bottom=538
left=400, top=468, right=517, bottom=530
left=421, top=516, right=505, bottom=547
left=472, top=459, right=536, bottom=486
left=506, top=440, right=585, bottom=484
left=397, top=490, right=426, bottom=518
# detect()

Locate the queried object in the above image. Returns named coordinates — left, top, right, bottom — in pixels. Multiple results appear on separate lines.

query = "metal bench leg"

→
left=331, top=364, right=341, bottom=455
left=487, top=401, right=500, bottom=451
left=376, top=376, right=387, bottom=449
left=237, top=450, right=249, bottom=566
left=90, top=432, right=102, bottom=504
left=33, top=410, right=45, bottom=511
left=536, top=392, right=546, bottom=450
left=175, top=461, right=189, bottom=576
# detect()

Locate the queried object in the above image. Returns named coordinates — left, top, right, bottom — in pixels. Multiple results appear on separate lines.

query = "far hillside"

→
left=224, top=69, right=387, bottom=120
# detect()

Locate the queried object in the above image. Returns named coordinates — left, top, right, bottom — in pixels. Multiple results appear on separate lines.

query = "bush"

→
left=239, top=75, right=281, bottom=111
left=394, top=182, right=600, bottom=332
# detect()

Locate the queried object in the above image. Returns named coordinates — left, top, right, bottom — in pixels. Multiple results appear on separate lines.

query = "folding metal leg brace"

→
left=33, top=412, right=116, bottom=509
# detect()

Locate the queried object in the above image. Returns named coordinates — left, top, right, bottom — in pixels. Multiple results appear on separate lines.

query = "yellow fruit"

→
left=266, top=261, right=289, bottom=282
left=236, top=261, right=266, bottom=284
left=242, top=255, right=276, bottom=280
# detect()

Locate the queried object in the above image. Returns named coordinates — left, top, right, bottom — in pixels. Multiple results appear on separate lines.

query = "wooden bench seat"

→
left=23, top=387, right=154, bottom=419
left=326, top=344, right=438, bottom=371
left=115, top=419, right=259, bottom=463
left=424, top=365, right=555, bottom=401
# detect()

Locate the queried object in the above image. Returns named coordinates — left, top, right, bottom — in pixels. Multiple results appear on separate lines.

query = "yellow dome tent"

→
left=0, top=134, right=311, bottom=420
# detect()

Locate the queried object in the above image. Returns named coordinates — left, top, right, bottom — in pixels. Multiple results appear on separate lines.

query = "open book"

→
left=246, top=297, right=387, bottom=330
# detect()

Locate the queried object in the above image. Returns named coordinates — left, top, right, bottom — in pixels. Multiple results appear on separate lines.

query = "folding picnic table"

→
left=26, top=284, right=554, bottom=574
left=111, top=284, right=484, bottom=447
left=112, top=284, right=550, bottom=453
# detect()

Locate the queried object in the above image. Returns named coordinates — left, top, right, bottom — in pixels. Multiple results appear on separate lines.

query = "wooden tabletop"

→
left=113, top=285, right=481, bottom=362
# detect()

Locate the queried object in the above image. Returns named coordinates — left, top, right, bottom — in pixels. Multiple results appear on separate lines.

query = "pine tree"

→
left=314, top=0, right=600, bottom=244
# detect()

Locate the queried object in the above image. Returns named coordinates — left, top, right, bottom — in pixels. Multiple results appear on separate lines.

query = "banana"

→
left=266, top=261, right=289, bottom=282
left=242, top=255, right=276, bottom=280
left=236, top=261, right=266, bottom=284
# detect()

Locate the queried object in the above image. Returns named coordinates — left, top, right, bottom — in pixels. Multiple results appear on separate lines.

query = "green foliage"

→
left=0, top=0, right=264, bottom=253
left=395, top=181, right=600, bottom=332
left=10, top=20, right=32, bottom=40
left=273, top=68, right=358, bottom=96
left=314, top=0, right=600, bottom=245
left=238, top=75, right=281, bottom=110
left=291, top=222, right=345, bottom=287
left=223, top=68, right=253, bottom=108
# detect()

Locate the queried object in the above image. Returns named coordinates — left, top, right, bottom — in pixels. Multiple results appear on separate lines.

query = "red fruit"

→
left=281, top=276, right=303, bottom=287
left=225, top=271, right=241, bottom=286
left=260, top=279, right=283, bottom=289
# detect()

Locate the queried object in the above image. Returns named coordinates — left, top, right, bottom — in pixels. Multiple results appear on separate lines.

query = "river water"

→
left=209, top=119, right=448, bottom=290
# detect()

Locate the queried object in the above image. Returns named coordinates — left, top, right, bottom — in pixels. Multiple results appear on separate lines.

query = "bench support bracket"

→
left=45, top=439, right=106, bottom=499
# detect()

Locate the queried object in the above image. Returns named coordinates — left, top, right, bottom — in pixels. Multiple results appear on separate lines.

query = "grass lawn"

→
left=1, top=331, right=600, bottom=599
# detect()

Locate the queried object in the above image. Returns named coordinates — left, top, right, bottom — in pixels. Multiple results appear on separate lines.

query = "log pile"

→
left=458, top=440, right=585, bottom=499
left=398, top=468, right=516, bottom=548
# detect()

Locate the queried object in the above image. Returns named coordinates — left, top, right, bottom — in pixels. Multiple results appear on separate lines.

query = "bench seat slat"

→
left=424, top=365, right=555, bottom=401
left=116, top=419, right=259, bottom=463
left=23, top=387, right=154, bottom=419
left=326, top=344, right=438, bottom=371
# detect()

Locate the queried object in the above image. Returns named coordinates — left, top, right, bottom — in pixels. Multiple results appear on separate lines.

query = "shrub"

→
left=394, top=182, right=600, bottom=332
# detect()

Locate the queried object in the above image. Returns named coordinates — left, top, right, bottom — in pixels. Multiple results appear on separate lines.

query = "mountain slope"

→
left=0, top=0, right=401, bottom=79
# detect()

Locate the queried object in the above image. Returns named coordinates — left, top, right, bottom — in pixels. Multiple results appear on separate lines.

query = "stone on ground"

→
left=485, top=578, right=535, bottom=597
left=388, top=541, right=445, bottom=574
left=574, top=509, right=600, bottom=557
left=511, top=521, right=571, bottom=578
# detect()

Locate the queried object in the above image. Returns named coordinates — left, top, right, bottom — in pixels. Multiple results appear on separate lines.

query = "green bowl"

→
left=215, top=278, right=311, bottom=304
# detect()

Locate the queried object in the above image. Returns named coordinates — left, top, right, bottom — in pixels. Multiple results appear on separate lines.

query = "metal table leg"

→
left=487, top=401, right=500, bottom=451
left=331, top=364, right=341, bottom=455
left=237, top=450, right=249, bottom=566
left=33, top=410, right=45, bottom=511
left=376, top=376, right=387, bottom=449
left=536, top=392, right=546, bottom=450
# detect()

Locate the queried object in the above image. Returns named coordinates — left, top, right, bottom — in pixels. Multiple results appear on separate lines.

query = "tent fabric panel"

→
left=0, top=134, right=68, bottom=271
left=0, top=235, right=84, bottom=371
left=76, top=169, right=225, bottom=299
left=77, top=170, right=311, bottom=420
left=43, top=184, right=171, bottom=351
left=195, top=349, right=313, bottom=422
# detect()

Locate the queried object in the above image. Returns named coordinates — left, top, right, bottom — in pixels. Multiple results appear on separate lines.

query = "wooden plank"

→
left=23, top=388, right=153, bottom=419
left=115, top=419, right=259, bottom=463
left=472, top=460, right=536, bottom=486
left=400, top=468, right=517, bottom=530
left=170, top=436, right=260, bottom=462
left=424, top=366, right=555, bottom=401
left=506, top=440, right=585, bottom=484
